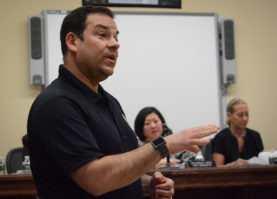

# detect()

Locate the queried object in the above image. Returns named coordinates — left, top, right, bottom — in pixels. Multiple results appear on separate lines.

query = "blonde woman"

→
left=212, top=98, right=264, bottom=167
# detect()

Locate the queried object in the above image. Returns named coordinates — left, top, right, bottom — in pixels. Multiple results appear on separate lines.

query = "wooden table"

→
left=0, top=174, right=36, bottom=198
left=149, top=165, right=277, bottom=199
left=1, top=165, right=277, bottom=199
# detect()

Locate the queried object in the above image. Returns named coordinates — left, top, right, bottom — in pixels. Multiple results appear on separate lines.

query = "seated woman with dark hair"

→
left=134, top=106, right=194, bottom=168
left=212, top=98, right=264, bottom=167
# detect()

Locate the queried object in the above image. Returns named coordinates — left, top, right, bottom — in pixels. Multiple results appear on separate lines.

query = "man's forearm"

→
left=71, top=143, right=161, bottom=196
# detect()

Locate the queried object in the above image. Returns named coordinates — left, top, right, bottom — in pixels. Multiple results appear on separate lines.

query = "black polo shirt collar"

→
left=58, top=64, right=112, bottom=104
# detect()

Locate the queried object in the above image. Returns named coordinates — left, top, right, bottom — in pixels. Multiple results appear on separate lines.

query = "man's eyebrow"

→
left=95, top=24, right=119, bottom=35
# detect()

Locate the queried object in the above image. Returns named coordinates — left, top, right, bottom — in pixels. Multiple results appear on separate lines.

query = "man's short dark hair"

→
left=134, top=107, right=166, bottom=142
left=60, top=6, right=114, bottom=56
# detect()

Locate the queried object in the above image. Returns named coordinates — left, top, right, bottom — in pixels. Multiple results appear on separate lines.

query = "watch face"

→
left=152, top=136, right=165, bottom=148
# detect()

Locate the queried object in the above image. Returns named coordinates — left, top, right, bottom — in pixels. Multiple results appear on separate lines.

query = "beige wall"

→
left=1, top=0, right=277, bottom=159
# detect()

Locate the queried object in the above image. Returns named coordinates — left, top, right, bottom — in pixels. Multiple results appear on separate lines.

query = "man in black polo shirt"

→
left=27, top=5, right=219, bottom=199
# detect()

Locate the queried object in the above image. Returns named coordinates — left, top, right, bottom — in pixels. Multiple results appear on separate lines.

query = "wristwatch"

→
left=151, top=136, right=169, bottom=158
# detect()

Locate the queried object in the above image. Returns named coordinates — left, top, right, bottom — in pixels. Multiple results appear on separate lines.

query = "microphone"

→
left=162, top=123, right=172, bottom=136
left=162, top=123, right=172, bottom=166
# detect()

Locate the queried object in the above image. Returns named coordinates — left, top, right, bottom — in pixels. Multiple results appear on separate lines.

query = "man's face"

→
left=74, top=13, right=120, bottom=82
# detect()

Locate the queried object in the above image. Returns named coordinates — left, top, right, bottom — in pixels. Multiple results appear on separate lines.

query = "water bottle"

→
left=22, top=156, right=31, bottom=171
left=0, top=157, right=5, bottom=175
left=269, top=150, right=277, bottom=165
left=195, top=151, right=204, bottom=162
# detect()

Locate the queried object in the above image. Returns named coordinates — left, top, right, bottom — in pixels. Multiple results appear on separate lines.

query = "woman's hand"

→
left=155, top=158, right=180, bottom=168
left=234, top=158, right=248, bottom=166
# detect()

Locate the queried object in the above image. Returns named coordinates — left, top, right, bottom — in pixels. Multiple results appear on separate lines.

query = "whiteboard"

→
left=42, top=11, right=224, bottom=133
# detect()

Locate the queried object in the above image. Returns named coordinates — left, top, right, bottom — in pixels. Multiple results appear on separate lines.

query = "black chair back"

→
left=6, top=147, right=25, bottom=174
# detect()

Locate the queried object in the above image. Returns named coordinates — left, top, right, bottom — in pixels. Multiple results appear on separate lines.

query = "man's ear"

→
left=65, top=32, right=78, bottom=53
left=227, top=112, right=231, bottom=119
